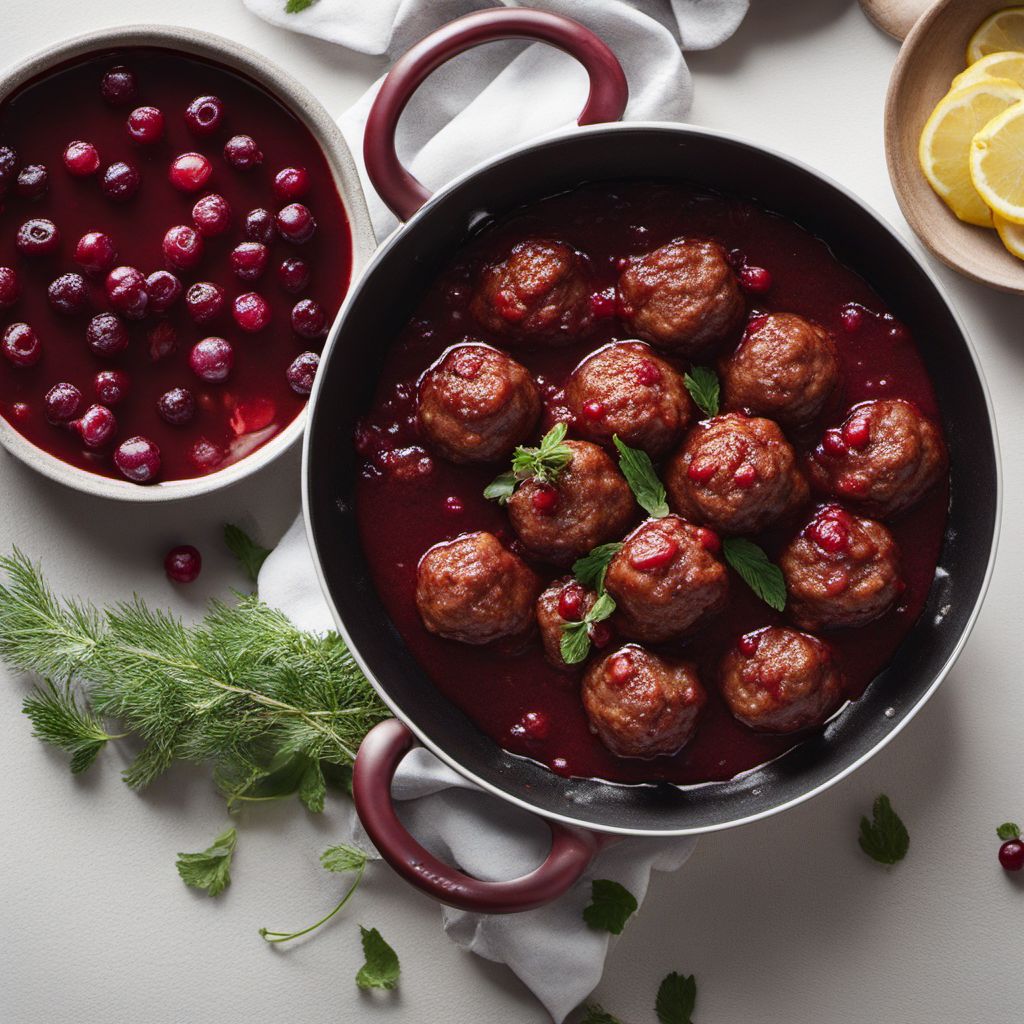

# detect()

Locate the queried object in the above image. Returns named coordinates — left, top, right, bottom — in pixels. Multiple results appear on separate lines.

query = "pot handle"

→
left=363, top=8, right=629, bottom=222
left=352, top=718, right=607, bottom=913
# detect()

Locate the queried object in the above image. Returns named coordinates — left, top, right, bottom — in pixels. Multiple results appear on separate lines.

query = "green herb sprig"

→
left=722, top=537, right=787, bottom=612
left=997, top=822, right=1021, bottom=841
left=656, top=971, right=698, bottom=1024
left=683, top=366, right=720, bottom=418
left=613, top=435, right=669, bottom=518
left=573, top=542, right=622, bottom=593
left=176, top=827, right=237, bottom=897
left=583, top=879, right=638, bottom=935
left=356, top=926, right=401, bottom=990
left=225, top=524, right=272, bottom=584
left=858, top=794, right=909, bottom=865
left=560, top=592, right=616, bottom=666
left=485, top=422, right=573, bottom=504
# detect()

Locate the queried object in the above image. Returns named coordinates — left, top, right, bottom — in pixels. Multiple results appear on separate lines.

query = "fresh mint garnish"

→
left=997, top=822, right=1021, bottom=841
left=613, top=435, right=669, bottom=518
left=485, top=423, right=573, bottom=504
left=683, top=366, right=720, bottom=418
left=573, top=542, right=622, bottom=593
left=583, top=879, right=638, bottom=935
left=656, top=971, right=698, bottom=1024
left=722, top=537, right=786, bottom=612
left=560, top=592, right=616, bottom=665
left=858, top=794, right=909, bottom=864
left=356, top=926, right=400, bottom=990
left=176, top=827, right=237, bottom=897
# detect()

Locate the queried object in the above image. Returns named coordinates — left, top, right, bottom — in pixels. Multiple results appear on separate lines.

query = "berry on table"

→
left=165, top=545, right=203, bottom=583
left=997, top=822, right=1024, bottom=872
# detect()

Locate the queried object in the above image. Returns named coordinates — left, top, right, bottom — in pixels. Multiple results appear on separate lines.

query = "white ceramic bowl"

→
left=0, top=25, right=376, bottom=501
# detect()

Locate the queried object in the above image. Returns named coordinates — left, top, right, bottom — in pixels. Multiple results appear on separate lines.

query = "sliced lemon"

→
left=994, top=212, right=1024, bottom=257
left=919, top=78, right=1024, bottom=225
left=954, top=50, right=1024, bottom=89
left=967, top=7, right=1024, bottom=63
left=969, top=99, right=1024, bottom=223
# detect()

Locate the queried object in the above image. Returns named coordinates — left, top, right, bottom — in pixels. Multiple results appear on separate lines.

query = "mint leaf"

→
left=356, top=926, right=400, bottom=990
left=559, top=591, right=616, bottom=666
left=321, top=844, right=369, bottom=874
left=684, top=366, right=720, bottom=418
left=722, top=537, right=786, bottom=611
left=580, top=1005, right=623, bottom=1024
left=583, top=878, right=638, bottom=934
left=997, top=822, right=1021, bottom=841
left=858, top=794, right=909, bottom=864
left=656, top=972, right=697, bottom=1024
left=298, top=758, right=326, bottom=813
left=613, top=435, right=669, bottom=518
left=573, top=542, right=622, bottom=593
left=483, top=471, right=516, bottom=505
left=224, top=524, right=271, bottom=583
left=285, top=0, right=316, bottom=11
left=486, top=423, right=573, bottom=503
left=176, top=827, right=237, bottom=897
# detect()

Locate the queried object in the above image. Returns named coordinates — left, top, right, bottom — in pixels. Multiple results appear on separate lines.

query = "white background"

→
left=2, top=2, right=1020, bottom=1022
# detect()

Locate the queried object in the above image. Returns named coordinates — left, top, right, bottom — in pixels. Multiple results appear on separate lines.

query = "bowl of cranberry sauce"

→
left=0, top=31, right=373, bottom=499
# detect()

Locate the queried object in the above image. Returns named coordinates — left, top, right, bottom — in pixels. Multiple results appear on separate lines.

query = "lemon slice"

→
left=994, top=212, right=1024, bottom=257
left=970, top=99, right=1024, bottom=223
left=954, top=50, right=1024, bottom=89
left=919, top=79, right=1024, bottom=225
left=967, top=7, right=1024, bottom=63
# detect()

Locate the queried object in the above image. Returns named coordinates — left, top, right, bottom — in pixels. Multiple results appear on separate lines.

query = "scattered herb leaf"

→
left=298, top=758, right=326, bottom=814
left=684, top=366, right=720, bottom=418
left=573, top=542, right=623, bottom=593
left=356, top=926, right=401, bottom=990
left=224, top=523, right=272, bottom=583
left=580, top=1005, right=623, bottom=1024
left=656, top=971, right=697, bottom=1024
left=176, top=827, right=237, bottom=897
left=858, top=794, right=909, bottom=865
left=485, top=423, right=573, bottom=503
left=285, top=0, right=317, bottom=12
left=613, top=435, right=669, bottom=518
left=483, top=471, right=517, bottom=505
left=22, top=681, right=122, bottom=774
left=583, top=879, right=638, bottom=935
left=997, top=822, right=1021, bottom=841
left=560, top=591, right=616, bottom=666
left=722, top=537, right=786, bottom=611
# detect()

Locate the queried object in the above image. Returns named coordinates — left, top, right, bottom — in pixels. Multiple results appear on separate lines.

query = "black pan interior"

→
left=305, top=126, right=996, bottom=833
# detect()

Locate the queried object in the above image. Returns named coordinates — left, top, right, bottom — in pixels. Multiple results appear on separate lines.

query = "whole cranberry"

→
left=145, top=270, right=183, bottom=313
left=168, top=152, right=213, bottom=192
left=101, top=161, right=141, bottom=202
left=100, top=66, right=137, bottom=106
left=94, top=369, right=130, bottom=405
left=44, top=382, right=82, bottom=424
left=273, top=166, right=309, bottom=201
left=999, top=839, right=1024, bottom=872
left=157, top=387, right=196, bottom=426
left=126, top=106, right=165, bottom=145
left=105, top=266, right=148, bottom=319
left=86, top=313, right=130, bottom=357
left=16, top=164, right=48, bottom=199
left=184, top=95, right=224, bottom=136
left=230, top=241, right=268, bottom=281
left=147, top=321, right=177, bottom=362
left=739, top=265, right=773, bottom=293
left=287, top=351, right=320, bottom=395
left=223, top=134, right=262, bottom=170
left=162, top=225, right=203, bottom=270
left=47, top=273, right=89, bottom=315
left=185, top=281, right=225, bottom=323
left=189, top=337, right=234, bottom=382
left=164, top=545, right=202, bottom=583
left=276, top=202, right=316, bottom=244
left=114, top=436, right=161, bottom=483
left=8, top=403, right=30, bottom=423
left=192, top=193, right=231, bottom=236
left=0, top=145, right=17, bottom=194
left=189, top=438, right=225, bottom=473
left=16, top=218, right=60, bottom=256
left=74, top=232, right=118, bottom=274
left=0, top=266, right=19, bottom=307
left=291, top=298, right=326, bottom=339
left=63, top=141, right=100, bottom=177
left=73, top=404, right=116, bottom=448
left=1, top=323, right=41, bottom=368
left=232, top=292, right=270, bottom=332
left=278, top=257, right=310, bottom=294
left=244, top=207, right=275, bottom=244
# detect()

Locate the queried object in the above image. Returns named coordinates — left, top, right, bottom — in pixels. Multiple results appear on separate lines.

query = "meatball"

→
left=604, top=516, right=728, bottom=643
left=535, top=577, right=601, bottom=672
left=720, top=312, right=840, bottom=425
left=720, top=627, right=844, bottom=733
left=780, top=505, right=902, bottom=630
left=415, top=531, right=540, bottom=645
left=617, top=238, right=744, bottom=355
left=583, top=644, right=706, bottom=758
left=469, top=238, right=593, bottom=343
left=507, top=440, right=634, bottom=565
left=417, top=343, right=540, bottom=463
left=807, top=399, right=947, bottom=518
left=665, top=413, right=809, bottom=535
left=565, top=341, right=692, bottom=456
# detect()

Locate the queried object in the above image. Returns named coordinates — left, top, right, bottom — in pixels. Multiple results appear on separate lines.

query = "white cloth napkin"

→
left=246, top=1, right=749, bottom=1017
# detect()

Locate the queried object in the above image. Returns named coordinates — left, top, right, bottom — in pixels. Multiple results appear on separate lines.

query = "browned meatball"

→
left=417, top=343, right=541, bottom=463
left=665, top=414, right=809, bottom=535
left=565, top=341, right=692, bottom=456
left=469, top=239, right=593, bottom=344
left=535, top=577, right=600, bottom=672
left=617, top=238, right=744, bottom=355
left=508, top=440, right=635, bottom=565
left=583, top=644, right=706, bottom=758
left=720, top=312, right=840, bottom=425
left=720, top=627, right=844, bottom=733
left=415, top=532, right=540, bottom=645
left=807, top=399, right=948, bottom=518
left=780, top=505, right=902, bottom=630
left=604, top=516, right=728, bottom=643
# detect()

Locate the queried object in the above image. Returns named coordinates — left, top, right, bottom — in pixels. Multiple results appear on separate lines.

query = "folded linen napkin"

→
left=246, top=1, right=749, bottom=1017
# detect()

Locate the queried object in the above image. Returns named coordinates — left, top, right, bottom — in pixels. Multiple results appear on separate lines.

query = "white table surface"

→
left=2, top=2, right=1020, bottom=1022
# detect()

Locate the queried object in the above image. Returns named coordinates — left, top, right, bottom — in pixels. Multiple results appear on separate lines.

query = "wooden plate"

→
left=885, top=0, right=1024, bottom=293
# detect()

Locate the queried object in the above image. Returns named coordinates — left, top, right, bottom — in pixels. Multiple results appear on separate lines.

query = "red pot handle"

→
left=353, top=719, right=608, bottom=913
left=364, top=8, right=629, bottom=222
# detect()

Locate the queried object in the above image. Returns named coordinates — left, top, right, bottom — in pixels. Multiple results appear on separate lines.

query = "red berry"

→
left=94, top=369, right=130, bottom=405
left=114, top=436, right=161, bottom=483
left=2, top=323, right=41, bottom=368
left=581, top=400, right=604, bottom=421
left=165, top=545, right=202, bottom=583
left=86, top=313, right=129, bottom=357
left=738, top=632, right=761, bottom=656
left=840, top=304, right=864, bottom=333
left=162, top=225, right=203, bottom=270
left=192, top=193, right=231, bottom=236
left=145, top=270, right=183, bottom=314
left=126, top=106, right=164, bottom=145
left=63, top=141, right=100, bottom=177
left=276, top=202, right=316, bottom=243
left=521, top=711, right=550, bottom=739
left=74, top=232, right=118, bottom=274
left=73, top=404, right=116, bottom=448
left=168, top=152, right=212, bottom=192
left=189, top=337, right=233, bottom=382
left=44, top=383, right=82, bottom=424
left=244, top=207, right=275, bottom=244
left=157, top=387, right=196, bottom=426
left=101, top=161, right=141, bottom=202
left=223, top=134, right=262, bottom=170
left=105, top=266, right=148, bottom=319
left=232, top=292, right=270, bottom=332
left=734, top=463, right=758, bottom=488
left=100, top=66, right=137, bottom=106
left=184, top=95, right=224, bottom=136
left=286, top=351, right=319, bottom=395
left=999, top=839, right=1024, bottom=871
left=189, top=438, right=226, bottom=473
left=185, top=281, right=225, bottom=324
left=635, top=358, right=662, bottom=386
left=739, top=265, right=772, bottom=293
left=531, top=482, right=559, bottom=515
left=278, top=257, right=311, bottom=293
left=628, top=532, right=679, bottom=570
left=608, top=652, right=634, bottom=685
left=697, top=526, right=720, bottom=553
left=842, top=416, right=871, bottom=450
left=291, top=298, right=326, bottom=338
left=230, top=242, right=268, bottom=281
left=821, top=428, right=847, bottom=456
left=47, top=273, right=89, bottom=315
left=588, top=289, right=616, bottom=318
left=810, top=508, right=851, bottom=553
left=557, top=583, right=586, bottom=621
left=16, top=218, right=60, bottom=256
left=273, top=166, right=309, bottom=201
left=0, top=266, right=19, bottom=307
left=17, top=163, right=48, bottom=199
left=589, top=621, right=612, bottom=649
left=687, top=459, right=718, bottom=484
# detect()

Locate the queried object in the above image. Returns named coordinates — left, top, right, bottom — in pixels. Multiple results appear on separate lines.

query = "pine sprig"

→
left=22, top=681, right=124, bottom=774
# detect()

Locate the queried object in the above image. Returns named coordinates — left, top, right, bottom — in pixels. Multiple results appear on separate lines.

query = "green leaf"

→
left=224, top=524, right=272, bottom=584
left=613, top=435, right=669, bottom=518
left=559, top=591, right=616, bottom=666
left=656, top=972, right=697, bottom=1024
left=683, top=366, right=720, bottom=418
left=321, top=844, right=370, bottom=874
left=511, top=422, right=573, bottom=485
left=483, top=471, right=517, bottom=505
left=583, top=879, right=638, bottom=935
left=580, top=1004, right=623, bottom=1024
left=722, top=537, right=787, bottom=612
left=285, top=0, right=316, bottom=11
left=176, top=827, right=237, bottom=897
left=22, top=681, right=118, bottom=774
left=573, top=542, right=622, bottom=593
left=997, top=822, right=1021, bottom=841
left=858, top=794, right=909, bottom=865
left=298, top=758, right=326, bottom=813
left=356, top=926, right=400, bottom=990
